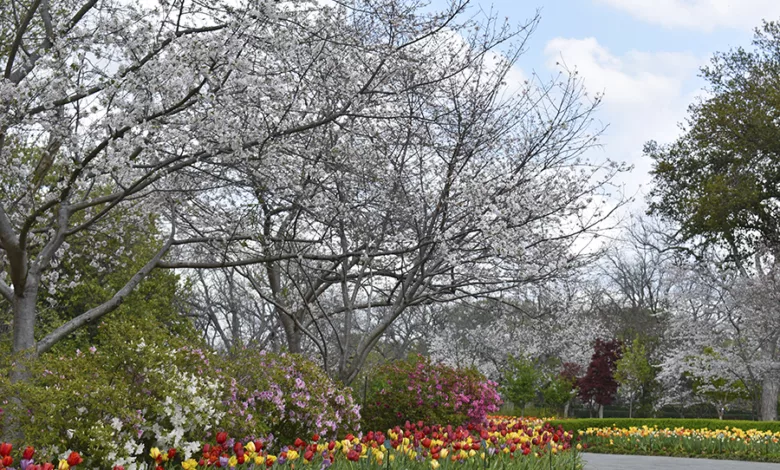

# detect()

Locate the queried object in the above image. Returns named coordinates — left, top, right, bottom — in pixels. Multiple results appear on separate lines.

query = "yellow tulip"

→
left=430, top=460, right=440, bottom=469
left=58, top=460, right=69, bottom=470
left=182, top=459, right=198, bottom=470
left=149, top=448, right=161, bottom=460
left=246, top=441, right=256, bottom=453
left=228, top=455, right=238, bottom=467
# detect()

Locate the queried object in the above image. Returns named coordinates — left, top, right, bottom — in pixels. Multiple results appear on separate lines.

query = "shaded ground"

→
left=582, top=453, right=780, bottom=469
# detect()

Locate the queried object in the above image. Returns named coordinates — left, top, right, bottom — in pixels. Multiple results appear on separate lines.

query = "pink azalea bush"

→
left=221, top=348, right=360, bottom=447
left=362, top=355, right=501, bottom=431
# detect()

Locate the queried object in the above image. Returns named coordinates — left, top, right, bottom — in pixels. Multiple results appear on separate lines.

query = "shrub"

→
left=362, top=354, right=501, bottom=431
left=219, top=348, right=360, bottom=447
left=1, top=311, right=223, bottom=469
left=1, top=320, right=359, bottom=467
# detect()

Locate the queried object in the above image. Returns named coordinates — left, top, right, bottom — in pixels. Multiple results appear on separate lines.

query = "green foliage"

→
left=541, top=375, right=575, bottom=413
left=549, top=418, right=780, bottom=435
left=615, top=338, right=657, bottom=415
left=648, top=21, right=780, bottom=256
left=0, top=310, right=220, bottom=467
left=501, top=355, right=541, bottom=411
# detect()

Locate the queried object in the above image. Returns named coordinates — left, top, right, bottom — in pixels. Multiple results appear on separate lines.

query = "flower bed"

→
left=573, top=423, right=780, bottom=462
left=0, top=417, right=583, bottom=470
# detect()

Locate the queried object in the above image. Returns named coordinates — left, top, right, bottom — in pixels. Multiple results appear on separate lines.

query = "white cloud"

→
left=595, top=0, right=780, bottom=32
left=543, top=37, right=704, bottom=202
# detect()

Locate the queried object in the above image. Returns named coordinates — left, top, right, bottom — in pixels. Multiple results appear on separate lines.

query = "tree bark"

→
left=760, top=338, right=779, bottom=421
left=5, top=278, right=39, bottom=441
left=598, top=403, right=604, bottom=419
left=760, top=374, right=779, bottom=421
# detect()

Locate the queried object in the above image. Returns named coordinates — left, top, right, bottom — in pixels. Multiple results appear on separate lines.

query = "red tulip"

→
left=312, top=434, right=320, bottom=442
left=67, top=451, right=84, bottom=467
left=0, top=442, right=11, bottom=457
left=168, top=448, right=176, bottom=460
left=294, top=438, right=305, bottom=448
left=28, top=465, right=42, bottom=470
left=113, top=466, right=126, bottom=470
left=155, top=466, right=164, bottom=470
left=23, top=446, right=35, bottom=460
left=216, top=432, right=228, bottom=445
left=2, top=455, right=13, bottom=467
left=253, top=440, right=264, bottom=451
left=233, top=442, right=243, bottom=454
left=43, top=463, right=55, bottom=470
left=421, top=438, right=432, bottom=448
left=304, top=450, right=314, bottom=461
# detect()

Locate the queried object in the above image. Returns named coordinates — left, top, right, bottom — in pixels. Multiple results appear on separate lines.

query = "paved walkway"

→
left=582, top=453, right=780, bottom=469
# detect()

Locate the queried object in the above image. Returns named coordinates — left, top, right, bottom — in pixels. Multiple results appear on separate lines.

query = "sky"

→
left=459, top=0, right=778, bottom=211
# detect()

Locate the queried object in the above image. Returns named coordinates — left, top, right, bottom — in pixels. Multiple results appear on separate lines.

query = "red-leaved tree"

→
left=578, top=339, right=623, bottom=418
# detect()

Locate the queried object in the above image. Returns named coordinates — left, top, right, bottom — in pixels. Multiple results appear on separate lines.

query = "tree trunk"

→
left=629, top=395, right=633, bottom=418
left=563, top=401, right=570, bottom=418
left=11, top=282, right=38, bottom=358
left=760, top=374, right=779, bottom=421
left=598, top=403, right=604, bottom=419
left=4, top=281, right=39, bottom=441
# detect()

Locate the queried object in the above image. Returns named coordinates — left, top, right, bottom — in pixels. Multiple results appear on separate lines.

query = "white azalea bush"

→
left=1, top=311, right=225, bottom=469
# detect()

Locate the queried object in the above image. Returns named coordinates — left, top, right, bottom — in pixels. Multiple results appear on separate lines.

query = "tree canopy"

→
left=648, top=21, right=780, bottom=261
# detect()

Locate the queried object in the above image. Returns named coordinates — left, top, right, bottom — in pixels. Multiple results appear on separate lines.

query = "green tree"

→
left=615, top=338, right=656, bottom=418
left=647, top=20, right=780, bottom=421
left=541, top=374, right=576, bottom=417
left=501, top=355, right=541, bottom=414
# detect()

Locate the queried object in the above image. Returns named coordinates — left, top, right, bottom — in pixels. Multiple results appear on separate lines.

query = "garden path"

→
left=582, top=453, right=780, bottom=469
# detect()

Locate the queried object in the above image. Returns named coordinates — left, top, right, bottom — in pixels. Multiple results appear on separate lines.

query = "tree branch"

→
left=0, top=279, right=13, bottom=302
left=4, top=0, right=43, bottom=80
left=35, top=229, right=175, bottom=354
left=0, top=204, right=26, bottom=292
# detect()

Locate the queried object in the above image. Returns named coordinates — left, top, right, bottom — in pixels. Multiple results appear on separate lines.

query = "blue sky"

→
left=455, top=0, right=777, bottom=209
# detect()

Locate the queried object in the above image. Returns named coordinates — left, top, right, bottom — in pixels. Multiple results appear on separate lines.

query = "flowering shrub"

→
left=220, top=348, right=360, bottom=447
left=362, top=355, right=502, bottom=432
left=1, top=311, right=224, bottom=469
left=1, top=316, right=357, bottom=468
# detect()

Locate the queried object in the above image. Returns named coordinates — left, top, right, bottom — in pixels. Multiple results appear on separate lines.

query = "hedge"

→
left=549, top=418, right=780, bottom=434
